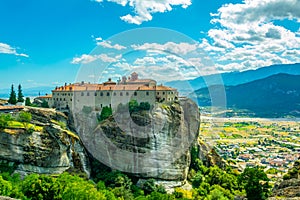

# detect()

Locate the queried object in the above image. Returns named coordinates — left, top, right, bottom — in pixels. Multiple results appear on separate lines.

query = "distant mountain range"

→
left=166, top=63, right=300, bottom=94
left=193, top=73, right=300, bottom=117
left=0, top=86, right=53, bottom=99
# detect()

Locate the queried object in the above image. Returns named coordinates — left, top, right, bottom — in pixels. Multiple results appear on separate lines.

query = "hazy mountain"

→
left=193, top=73, right=300, bottom=117
left=166, top=63, right=300, bottom=94
left=0, top=86, right=53, bottom=99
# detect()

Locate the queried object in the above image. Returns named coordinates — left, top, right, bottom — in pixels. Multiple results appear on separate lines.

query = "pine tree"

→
left=17, top=84, right=24, bottom=103
left=8, top=84, right=17, bottom=105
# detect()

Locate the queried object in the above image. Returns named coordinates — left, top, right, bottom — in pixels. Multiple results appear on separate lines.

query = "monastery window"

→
left=56, top=98, right=58, bottom=101
left=87, top=92, right=90, bottom=96
left=113, top=92, right=116, bottom=96
left=146, top=91, right=149, bottom=96
left=94, top=92, right=97, bottom=96
left=120, top=92, right=123, bottom=96
left=134, top=92, right=137, bottom=96
left=163, top=92, right=165, bottom=95
left=126, top=92, right=129, bottom=96
left=68, top=93, right=70, bottom=96
left=70, top=99, right=72, bottom=101
left=100, top=92, right=103, bottom=96
left=157, top=92, right=159, bottom=95
left=64, top=98, right=66, bottom=101
left=107, top=92, right=110, bottom=96
left=81, top=92, right=84, bottom=96
left=60, top=98, right=62, bottom=101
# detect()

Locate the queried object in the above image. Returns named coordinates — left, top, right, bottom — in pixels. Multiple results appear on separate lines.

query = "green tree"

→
left=139, top=102, right=151, bottom=110
left=17, top=84, right=24, bottom=103
left=99, top=106, right=112, bottom=121
left=56, top=173, right=106, bottom=200
left=129, top=99, right=139, bottom=113
left=21, top=174, right=60, bottom=200
left=239, top=167, right=271, bottom=200
left=25, top=97, right=32, bottom=106
left=0, top=175, right=12, bottom=196
left=41, top=100, right=49, bottom=108
left=8, top=84, right=17, bottom=105
left=18, top=111, right=32, bottom=131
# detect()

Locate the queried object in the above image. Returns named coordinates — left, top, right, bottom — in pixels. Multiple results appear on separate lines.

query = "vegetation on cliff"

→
left=0, top=147, right=272, bottom=200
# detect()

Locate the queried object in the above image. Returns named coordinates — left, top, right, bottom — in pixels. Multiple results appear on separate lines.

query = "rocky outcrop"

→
left=0, top=107, right=90, bottom=177
left=271, top=159, right=300, bottom=198
left=198, top=140, right=226, bottom=169
left=73, top=98, right=200, bottom=185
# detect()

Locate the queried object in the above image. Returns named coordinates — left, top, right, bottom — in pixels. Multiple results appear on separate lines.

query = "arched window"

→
left=134, top=92, right=137, bottom=96
left=120, top=92, right=123, bottom=96
left=100, top=92, right=103, bottom=96
left=107, top=92, right=110, bottom=96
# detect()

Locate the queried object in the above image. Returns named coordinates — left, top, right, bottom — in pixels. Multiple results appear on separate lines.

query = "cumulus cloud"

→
left=96, top=39, right=126, bottom=50
left=71, top=53, right=121, bottom=64
left=132, top=42, right=199, bottom=55
left=0, top=42, right=29, bottom=57
left=94, top=0, right=191, bottom=25
left=202, top=0, right=300, bottom=72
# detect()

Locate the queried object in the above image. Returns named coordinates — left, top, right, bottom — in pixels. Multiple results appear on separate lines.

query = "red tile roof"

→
left=53, top=83, right=176, bottom=92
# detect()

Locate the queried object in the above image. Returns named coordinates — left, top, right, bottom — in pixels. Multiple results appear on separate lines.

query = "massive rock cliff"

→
left=0, top=107, right=90, bottom=177
left=73, top=98, right=200, bottom=186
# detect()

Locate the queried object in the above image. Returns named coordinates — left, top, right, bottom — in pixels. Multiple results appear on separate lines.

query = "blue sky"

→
left=0, top=0, right=300, bottom=89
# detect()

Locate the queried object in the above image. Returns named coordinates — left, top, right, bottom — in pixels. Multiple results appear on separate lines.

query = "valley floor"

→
left=200, top=116, right=300, bottom=182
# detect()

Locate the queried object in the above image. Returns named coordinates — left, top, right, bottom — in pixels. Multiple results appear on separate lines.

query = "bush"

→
left=0, top=175, right=12, bottom=196
left=82, top=106, right=93, bottom=114
left=98, top=106, right=112, bottom=122
left=41, top=100, right=49, bottom=108
left=25, top=97, right=32, bottom=106
left=0, top=114, right=11, bottom=130
left=17, top=111, right=32, bottom=131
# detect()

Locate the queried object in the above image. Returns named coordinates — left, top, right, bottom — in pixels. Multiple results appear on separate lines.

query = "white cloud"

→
left=202, top=0, right=300, bottom=72
left=97, top=40, right=126, bottom=50
left=71, top=53, right=121, bottom=64
left=132, top=42, right=199, bottom=55
left=0, top=42, right=29, bottom=57
left=94, top=0, right=191, bottom=25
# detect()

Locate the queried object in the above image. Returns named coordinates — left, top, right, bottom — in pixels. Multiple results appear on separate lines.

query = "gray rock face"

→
left=271, top=159, right=300, bottom=198
left=73, top=98, right=200, bottom=182
left=0, top=107, right=90, bottom=177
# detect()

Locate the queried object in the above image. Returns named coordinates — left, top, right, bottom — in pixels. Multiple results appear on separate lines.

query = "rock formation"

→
left=73, top=98, right=200, bottom=186
left=271, top=158, right=300, bottom=198
left=0, top=107, right=90, bottom=177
